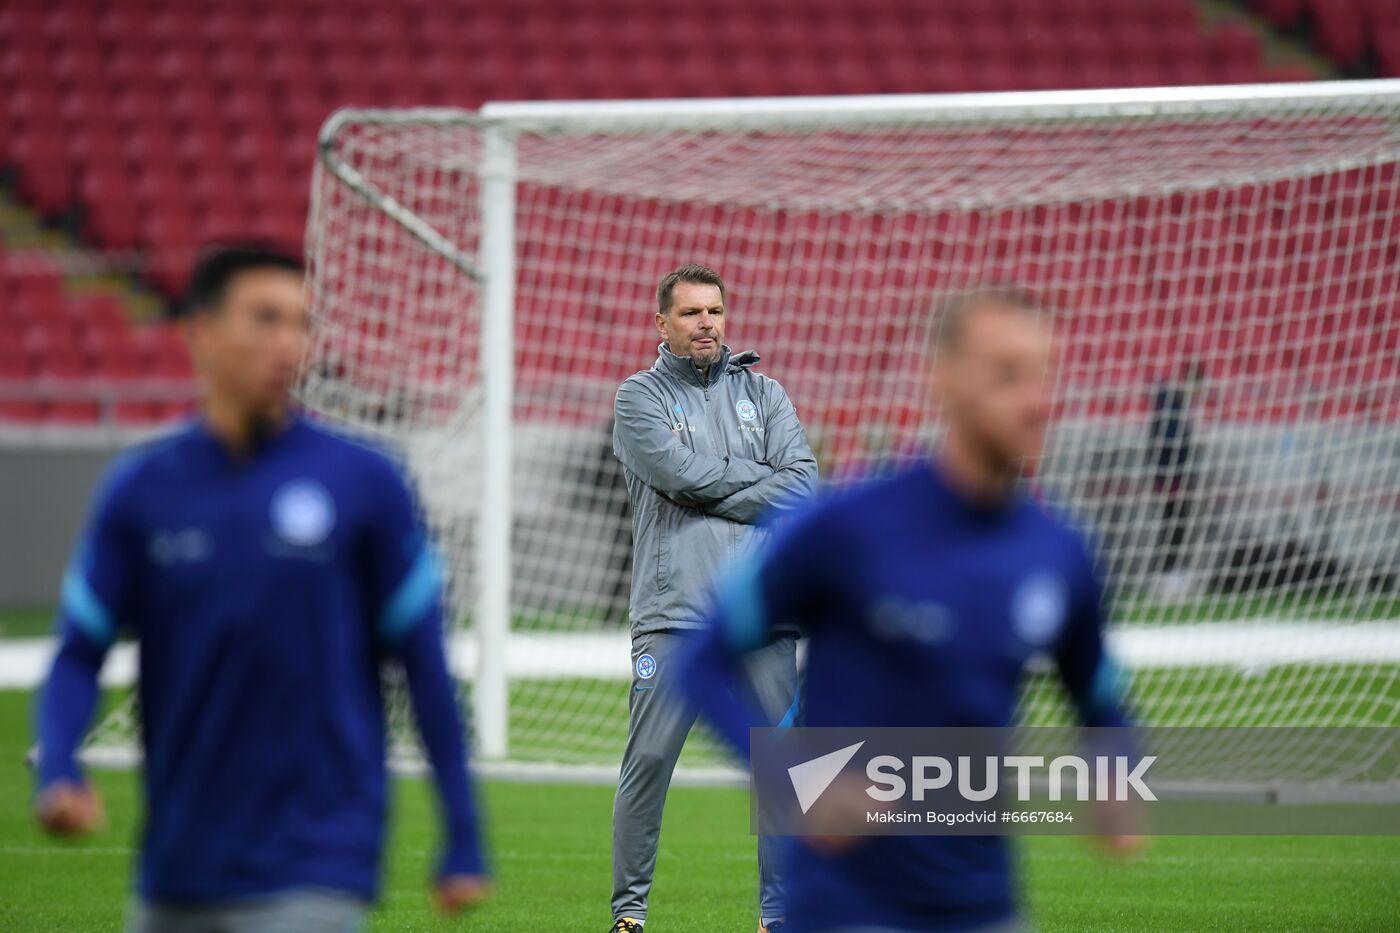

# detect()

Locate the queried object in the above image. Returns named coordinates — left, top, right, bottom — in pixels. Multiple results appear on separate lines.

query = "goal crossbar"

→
left=479, top=79, right=1400, bottom=130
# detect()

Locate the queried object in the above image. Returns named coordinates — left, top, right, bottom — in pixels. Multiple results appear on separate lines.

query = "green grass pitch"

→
left=2, top=690, right=1398, bottom=931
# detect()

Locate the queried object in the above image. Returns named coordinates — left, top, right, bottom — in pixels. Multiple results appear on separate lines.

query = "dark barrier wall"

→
left=0, top=435, right=131, bottom=609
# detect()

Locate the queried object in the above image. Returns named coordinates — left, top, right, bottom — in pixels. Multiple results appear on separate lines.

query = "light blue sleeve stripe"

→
left=717, top=559, right=769, bottom=653
left=1086, top=653, right=1128, bottom=716
left=379, top=545, right=442, bottom=643
left=60, top=565, right=116, bottom=648
left=775, top=691, right=801, bottom=730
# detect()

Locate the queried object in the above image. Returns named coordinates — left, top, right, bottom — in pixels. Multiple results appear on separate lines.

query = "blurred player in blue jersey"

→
left=682, top=286, right=1141, bottom=932
left=33, top=246, right=489, bottom=932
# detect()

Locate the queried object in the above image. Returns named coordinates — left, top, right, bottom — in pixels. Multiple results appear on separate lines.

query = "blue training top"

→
left=36, top=414, right=484, bottom=904
left=683, top=459, right=1129, bottom=932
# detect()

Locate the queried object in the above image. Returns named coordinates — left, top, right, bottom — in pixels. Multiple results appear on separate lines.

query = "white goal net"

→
left=89, top=82, right=1400, bottom=790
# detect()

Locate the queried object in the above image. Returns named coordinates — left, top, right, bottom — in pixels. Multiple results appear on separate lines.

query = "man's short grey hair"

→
left=931, top=284, right=1042, bottom=354
left=657, top=263, right=725, bottom=316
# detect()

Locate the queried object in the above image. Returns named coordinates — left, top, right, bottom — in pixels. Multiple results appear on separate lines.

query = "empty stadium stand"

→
left=0, top=0, right=1344, bottom=425
left=0, top=247, right=195, bottom=424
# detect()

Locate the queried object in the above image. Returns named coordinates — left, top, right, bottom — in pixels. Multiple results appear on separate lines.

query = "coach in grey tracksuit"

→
left=611, top=265, right=817, bottom=931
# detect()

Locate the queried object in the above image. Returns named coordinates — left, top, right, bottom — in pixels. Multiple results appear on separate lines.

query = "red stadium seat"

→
left=47, top=400, right=102, bottom=424
left=1305, top=0, right=1367, bottom=68
left=81, top=193, right=142, bottom=250
left=0, top=401, right=46, bottom=423
left=91, top=341, right=149, bottom=380
left=1378, top=27, right=1400, bottom=76
left=146, top=248, right=200, bottom=299
left=125, top=325, right=195, bottom=380
left=34, top=344, right=89, bottom=380
left=6, top=256, right=65, bottom=311
left=1212, top=22, right=1262, bottom=65
left=0, top=344, right=33, bottom=381
left=1248, top=0, right=1304, bottom=28
left=10, top=130, right=74, bottom=217
left=112, top=400, right=158, bottom=424
left=69, top=294, right=131, bottom=335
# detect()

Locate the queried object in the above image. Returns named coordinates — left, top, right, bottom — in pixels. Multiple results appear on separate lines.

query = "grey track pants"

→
left=612, top=629, right=799, bottom=924
left=127, top=888, right=367, bottom=933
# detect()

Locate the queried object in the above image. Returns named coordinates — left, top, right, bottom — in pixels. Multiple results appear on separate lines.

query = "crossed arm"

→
left=612, top=377, right=818, bottom=524
left=705, top=385, right=817, bottom=523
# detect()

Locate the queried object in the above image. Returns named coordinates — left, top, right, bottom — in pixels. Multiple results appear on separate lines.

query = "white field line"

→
left=2, top=620, right=1398, bottom=689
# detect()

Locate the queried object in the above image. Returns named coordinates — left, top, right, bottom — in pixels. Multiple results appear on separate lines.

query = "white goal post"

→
left=88, top=80, right=1400, bottom=793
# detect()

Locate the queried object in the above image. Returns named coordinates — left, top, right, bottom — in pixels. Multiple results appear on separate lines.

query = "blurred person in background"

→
left=33, top=245, right=489, bottom=932
left=682, top=287, right=1142, bottom=933
left=1149, top=360, right=1206, bottom=599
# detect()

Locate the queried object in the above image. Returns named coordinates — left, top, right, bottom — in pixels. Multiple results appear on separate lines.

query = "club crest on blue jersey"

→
left=635, top=653, right=657, bottom=679
left=270, top=480, right=337, bottom=547
left=735, top=398, right=758, bottom=421
left=1011, top=571, right=1068, bottom=647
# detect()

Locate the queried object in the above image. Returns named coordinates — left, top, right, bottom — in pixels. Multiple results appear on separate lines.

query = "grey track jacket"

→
left=613, top=342, right=818, bottom=636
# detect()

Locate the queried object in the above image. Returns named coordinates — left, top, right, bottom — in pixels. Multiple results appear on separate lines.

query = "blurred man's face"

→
left=656, top=282, right=725, bottom=369
left=186, top=268, right=308, bottom=421
left=934, top=304, right=1052, bottom=473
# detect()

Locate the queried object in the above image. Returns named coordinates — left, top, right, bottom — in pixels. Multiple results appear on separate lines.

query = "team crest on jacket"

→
left=735, top=399, right=758, bottom=421
left=1011, top=571, right=1068, bottom=646
left=635, top=654, right=657, bottom=679
left=270, top=480, right=337, bottom=547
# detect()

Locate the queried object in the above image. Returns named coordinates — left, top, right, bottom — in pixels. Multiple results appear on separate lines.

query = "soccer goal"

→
left=87, top=80, right=1400, bottom=793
